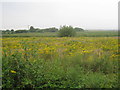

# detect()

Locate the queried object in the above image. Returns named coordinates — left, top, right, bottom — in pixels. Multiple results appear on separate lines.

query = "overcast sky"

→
left=0, top=0, right=119, bottom=30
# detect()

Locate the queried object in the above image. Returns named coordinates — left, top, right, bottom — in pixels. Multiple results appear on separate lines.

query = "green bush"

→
left=58, top=26, right=76, bottom=37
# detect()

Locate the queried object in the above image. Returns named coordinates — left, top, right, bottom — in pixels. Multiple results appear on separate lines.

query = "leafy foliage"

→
left=58, top=26, right=76, bottom=37
left=15, top=30, right=28, bottom=33
left=74, top=27, right=84, bottom=32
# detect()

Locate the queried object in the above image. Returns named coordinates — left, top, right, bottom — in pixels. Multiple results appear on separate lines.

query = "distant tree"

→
left=6, top=30, right=10, bottom=34
left=11, top=29, right=14, bottom=32
left=48, top=27, right=58, bottom=32
left=11, top=29, right=14, bottom=34
left=29, top=26, right=35, bottom=32
left=6, top=30, right=10, bottom=32
left=36, top=27, right=58, bottom=33
left=2, top=31, right=6, bottom=34
left=42, top=27, right=58, bottom=32
left=74, top=27, right=84, bottom=32
left=30, top=26, right=34, bottom=30
left=15, top=30, right=28, bottom=33
left=58, top=25, right=76, bottom=37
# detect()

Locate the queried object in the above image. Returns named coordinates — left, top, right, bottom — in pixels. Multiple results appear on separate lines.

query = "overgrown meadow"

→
left=2, top=36, right=119, bottom=88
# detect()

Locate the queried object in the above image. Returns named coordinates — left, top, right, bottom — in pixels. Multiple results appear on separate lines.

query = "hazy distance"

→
left=0, top=0, right=119, bottom=30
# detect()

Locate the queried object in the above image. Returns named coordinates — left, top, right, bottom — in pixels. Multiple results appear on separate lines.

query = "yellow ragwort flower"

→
left=10, top=70, right=16, bottom=73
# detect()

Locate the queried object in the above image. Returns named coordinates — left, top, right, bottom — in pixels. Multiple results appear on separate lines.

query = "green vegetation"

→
left=58, top=26, right=76, bottom=37
left=2, top=37, right=119, bottom=88
left=74, top=27, right=84, bottom=32
left=1, top=26, right=118, bottom=37
left=1, top=26, right=83, bottom=34
left=76, top=30, right=118, bottom=37
left=1, top=26, right=59, bottom=34
left=2, top=30, right=118, bottom=37
left=2, top=32, right=57, bottom=37
left=3, top=54, right=118, bottom=88
left=1, top=27, right=119, bottom=88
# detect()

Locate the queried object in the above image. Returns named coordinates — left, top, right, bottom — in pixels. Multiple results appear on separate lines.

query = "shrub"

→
left=58, top=26, right=76, bottom=37
left=74, top=27, right=84, bottom=32
left=15, top=30, right=28, bottom=33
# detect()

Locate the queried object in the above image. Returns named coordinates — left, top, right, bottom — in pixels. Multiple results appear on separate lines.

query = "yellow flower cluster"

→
left=2, top=37, right=118, bottom=60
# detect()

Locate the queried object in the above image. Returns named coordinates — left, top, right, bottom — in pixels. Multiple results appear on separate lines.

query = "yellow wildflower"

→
left=10, top=70, right=16, bottom=73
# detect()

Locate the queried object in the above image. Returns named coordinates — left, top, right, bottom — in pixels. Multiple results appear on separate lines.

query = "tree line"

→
left=2, top=26, right=84, bottom=34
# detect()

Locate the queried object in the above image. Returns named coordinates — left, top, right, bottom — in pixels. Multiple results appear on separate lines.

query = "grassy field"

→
left=2, top=30, right=118, bottom=37
left=2, top=36, right=119, bottom=88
